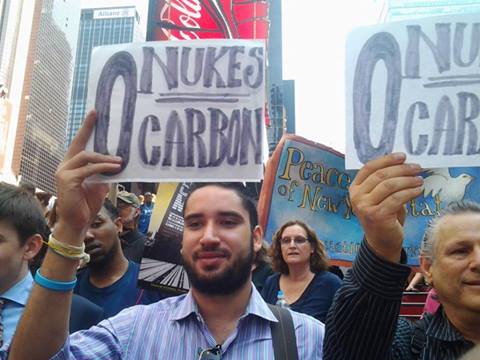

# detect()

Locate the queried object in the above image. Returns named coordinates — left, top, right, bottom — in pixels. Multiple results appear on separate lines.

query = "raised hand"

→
left=349, top=153, right=423, bottom=262
left=54, top=110, right=122, bottom=244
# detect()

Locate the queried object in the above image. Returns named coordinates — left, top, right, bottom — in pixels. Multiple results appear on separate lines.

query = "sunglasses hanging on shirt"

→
left=197, top=344, right=222, bottom=360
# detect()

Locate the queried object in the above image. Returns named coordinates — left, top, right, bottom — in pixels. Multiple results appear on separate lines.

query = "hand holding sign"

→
left=346, top=13, right=480, bottom=169
left=54, top=110, right=123, bottom=245
left=85, top=39, right=266, bottom=183
left=348, top=153, right=423, bottom=262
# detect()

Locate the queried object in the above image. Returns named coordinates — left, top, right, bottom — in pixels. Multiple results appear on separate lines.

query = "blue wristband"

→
left=34, top=269, right=77, bottom=292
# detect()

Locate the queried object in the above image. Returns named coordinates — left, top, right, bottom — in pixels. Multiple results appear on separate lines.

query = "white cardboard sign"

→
left=85, top=40, right=265, bottom=182
left=346, top=13, right=480, bottom=169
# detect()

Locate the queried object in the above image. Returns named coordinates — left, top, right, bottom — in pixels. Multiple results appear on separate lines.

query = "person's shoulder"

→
left=265, top=272, right=280, bottom=283
left=129, top=260, right=140, bottom=271
left=75, top=266, right=90, bottom=283
left=72, top=294, right=102, bottom=312
left=110, top=294, right=188, bottom=323
left=316, top=270, right=342, bottom=285
left=289, top=309, right=325, bottom=343
left=262, top=272, right=280, bottom=293
left=135, top=293, right=186, bottom=311
left=121, top=229, right=146, bottom=243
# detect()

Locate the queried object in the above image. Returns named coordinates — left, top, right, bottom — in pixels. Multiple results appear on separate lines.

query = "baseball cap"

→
left=117, top=191, right=141, bottom=208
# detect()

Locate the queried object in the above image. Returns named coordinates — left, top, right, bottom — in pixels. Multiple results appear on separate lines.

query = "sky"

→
left=81, top=0, right=380, bottom=154
left=282, top=1, right=382, bottom=153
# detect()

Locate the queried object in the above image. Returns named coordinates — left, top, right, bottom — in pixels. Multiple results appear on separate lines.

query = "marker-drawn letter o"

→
left=353, top=32, right=402, bottom=164
left=94, top=51, right=137, bottom=175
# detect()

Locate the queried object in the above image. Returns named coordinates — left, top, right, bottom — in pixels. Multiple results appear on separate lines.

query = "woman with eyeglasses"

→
left=261, top=220, right=342, bottom=322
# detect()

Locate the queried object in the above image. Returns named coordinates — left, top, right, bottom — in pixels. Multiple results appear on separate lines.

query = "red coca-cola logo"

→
left=152, top=0, right=269, bottom=40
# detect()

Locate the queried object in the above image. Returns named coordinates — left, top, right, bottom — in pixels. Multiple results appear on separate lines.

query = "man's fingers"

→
left=356, top=186, right=422, bottom=227
left=352, top=153, right=407, bottom=186
left=60, top=151, right=122, bottom=172
left=56, top=151, right=122, bottom=185
left=64, top=110, right=97, bottom=161
left=377, top=186, right=424, bottom=217
left=366, top=175, right=423, bottom=205
left=356, top=163, right=423, bottom=195
left=398, top=204, right=407, bottom=227
left=66, top=163, right=122, bottom=181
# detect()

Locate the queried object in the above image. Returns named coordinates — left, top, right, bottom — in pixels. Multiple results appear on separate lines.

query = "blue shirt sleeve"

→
left=51, top=318, right=124, bottom=359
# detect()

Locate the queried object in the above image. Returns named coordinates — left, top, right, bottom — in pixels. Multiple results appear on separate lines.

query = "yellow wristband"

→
left=44, top=234, right=90, bottom=263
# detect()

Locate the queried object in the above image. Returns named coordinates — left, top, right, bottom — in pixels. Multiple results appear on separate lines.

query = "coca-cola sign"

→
left=148, top=0, right=269, bottom=40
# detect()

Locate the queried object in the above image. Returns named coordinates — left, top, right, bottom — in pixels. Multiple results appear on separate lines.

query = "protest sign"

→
left=346, top=13, right=480, bottom=169
left=259, top=134, right=480, bottom=266
left=139, top=182, right=191, bottom=293
left=85, top=39, right=266, bottom=182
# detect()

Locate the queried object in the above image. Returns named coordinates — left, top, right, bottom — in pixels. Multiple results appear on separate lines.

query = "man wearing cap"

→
left=116, top=191, right=145, bottom=263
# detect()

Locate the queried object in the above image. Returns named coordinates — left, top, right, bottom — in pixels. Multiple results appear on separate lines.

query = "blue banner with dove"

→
left=403, top=167, right=477, bottom=264
left=259, top=134, right=479, bottom=266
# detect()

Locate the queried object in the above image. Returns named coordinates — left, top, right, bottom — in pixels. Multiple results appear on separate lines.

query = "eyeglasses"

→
left=280, top=236, right=309, bottom=246
left=197, top=345, right=221, bottom=360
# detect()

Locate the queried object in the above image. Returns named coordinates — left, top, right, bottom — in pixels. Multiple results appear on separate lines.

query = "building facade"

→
left=66, top=6, right=143, bottom=146
left=381, top=0, right=480, bottom=21
left=267, top=0, right=296, bottom=154
left=0, top=0, right=26, bottom=184
left=5, top=0, right=80, bottom=193
left=0, top=0, right=24, bottom=91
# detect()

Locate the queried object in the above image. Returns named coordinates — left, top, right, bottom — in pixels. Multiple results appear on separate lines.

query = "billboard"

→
left=147, top=0, right=269, bottom=41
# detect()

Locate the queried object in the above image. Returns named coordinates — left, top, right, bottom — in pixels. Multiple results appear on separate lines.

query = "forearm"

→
left=407, top=272, right=423, bottom=289
left=9, top=226, right=82, bottom=360
left=323, top=240, right=411, bottom=360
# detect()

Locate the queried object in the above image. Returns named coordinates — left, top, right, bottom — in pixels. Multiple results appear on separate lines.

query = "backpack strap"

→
left=267, top=304, right=299, bottom=360
left=410, top=319, right=427, bottom=357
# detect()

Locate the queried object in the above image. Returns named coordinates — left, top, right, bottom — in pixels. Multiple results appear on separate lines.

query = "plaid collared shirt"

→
left=7, top=285, right=323, bottom=359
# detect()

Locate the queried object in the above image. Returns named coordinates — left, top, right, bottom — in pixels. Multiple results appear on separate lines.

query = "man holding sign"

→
left=6, top=111, right=323, bottom=359
left=324, top=153, right=479, bottom=359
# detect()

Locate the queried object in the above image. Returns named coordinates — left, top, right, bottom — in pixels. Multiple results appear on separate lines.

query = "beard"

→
left=183, top=238, right=254, bottom=296
left=87, top=240, right=119, bottom=270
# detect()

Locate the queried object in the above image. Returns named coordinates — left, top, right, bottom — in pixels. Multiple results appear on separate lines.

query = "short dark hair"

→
left=102, top=198, right=119, bottom=220
left=254, top=240, right=271, bottom=266
left=19, top=181, right=36, bottom=195
left=0, top=182, right=48, bottom=245
left=269, top=220, right=329, bottom=274
left=183, top=183, right=258, bottom=230
left=35, top=192, right=52, bottom=207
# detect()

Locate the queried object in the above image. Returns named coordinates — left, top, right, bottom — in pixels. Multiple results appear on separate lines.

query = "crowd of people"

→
left=0, top=111, right=478, bottom=359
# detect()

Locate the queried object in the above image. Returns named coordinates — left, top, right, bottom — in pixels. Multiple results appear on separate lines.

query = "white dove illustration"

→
left=422, top=168, right=474, bottom=204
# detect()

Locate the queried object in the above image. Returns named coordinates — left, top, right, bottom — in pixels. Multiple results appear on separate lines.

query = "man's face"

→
left=116, top=200, right=139, bottom=228
left=182, top=186, right=261, bottom=295
left=424, top=212, right=480, bottom=313
left=144, top=194, right=153, bottom=204
left=84, top=207, right=122, bottom=269
left=0, top=220, right=28, bottom=294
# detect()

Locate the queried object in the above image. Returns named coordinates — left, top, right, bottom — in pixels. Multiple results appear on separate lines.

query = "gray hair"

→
left=421, top=200, right=480, bottom=262
left=460, top=344, right=480, bottom=360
